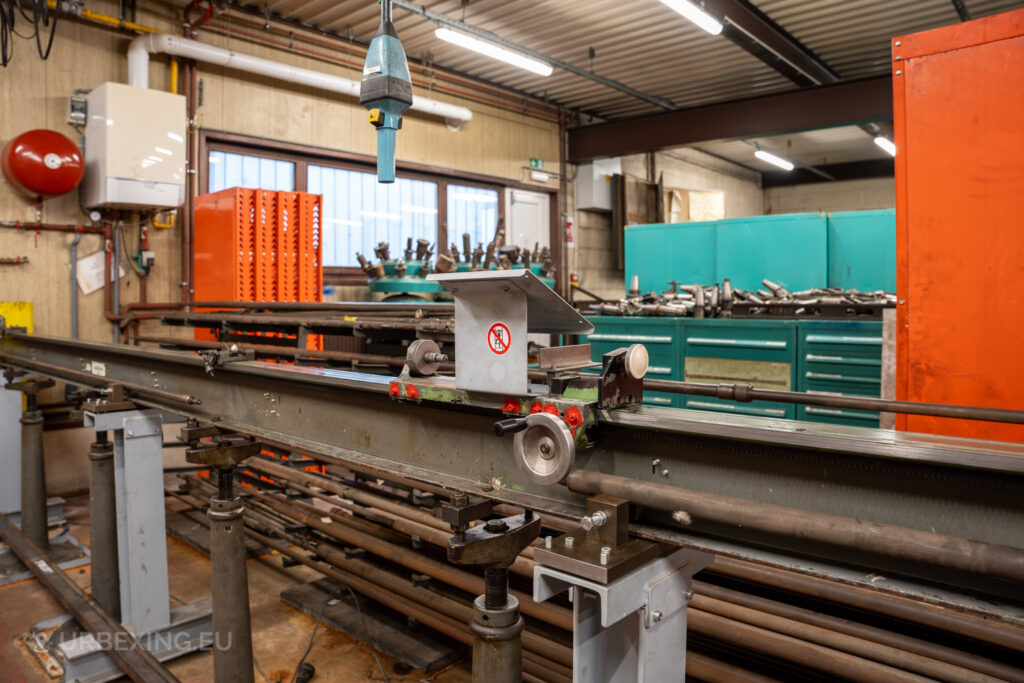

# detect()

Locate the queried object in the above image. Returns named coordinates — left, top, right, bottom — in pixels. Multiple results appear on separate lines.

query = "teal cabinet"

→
left=797, top=320, right=883, bottom=427
left=678, top=319, right=797, bottom=418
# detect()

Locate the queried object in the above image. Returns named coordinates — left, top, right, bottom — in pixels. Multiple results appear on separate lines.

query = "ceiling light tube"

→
left=435, top=27, right=553, bottom=77
left=755, top=149, right=795, bottom=171
left=874, top=136, right=897, bottom=157
left=659, top=0, right=723, bottom=35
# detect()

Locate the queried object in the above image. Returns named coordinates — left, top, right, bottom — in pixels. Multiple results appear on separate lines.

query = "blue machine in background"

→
left=624, top=209, right=896, bottom=294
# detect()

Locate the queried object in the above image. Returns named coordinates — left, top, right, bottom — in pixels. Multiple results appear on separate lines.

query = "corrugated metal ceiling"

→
left=189, top=0, right=1023, bottom=165
left=219, top=0, right=1024, bottom=120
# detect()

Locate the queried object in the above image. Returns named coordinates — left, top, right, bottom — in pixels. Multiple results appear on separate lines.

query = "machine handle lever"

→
left=494, top=418, right=529, bottom=437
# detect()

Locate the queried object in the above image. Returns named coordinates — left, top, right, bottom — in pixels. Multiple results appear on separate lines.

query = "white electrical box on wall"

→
left=83, top=82, right=187, bottom=209
left=575, top=157, right=621, bottom=211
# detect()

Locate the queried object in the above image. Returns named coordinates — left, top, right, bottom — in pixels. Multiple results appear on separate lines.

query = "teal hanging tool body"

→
left=360, top=0, right=413, bottom=183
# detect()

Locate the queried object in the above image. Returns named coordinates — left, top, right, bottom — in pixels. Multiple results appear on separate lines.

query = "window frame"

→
left=200, top=130, right=559, bottom=288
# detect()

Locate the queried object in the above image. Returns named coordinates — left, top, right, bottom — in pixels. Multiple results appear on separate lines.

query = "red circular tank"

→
left=1, top=129, right=85, bottom=200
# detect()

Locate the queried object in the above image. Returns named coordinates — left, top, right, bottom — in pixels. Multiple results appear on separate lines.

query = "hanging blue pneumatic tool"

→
left=360, top=0, right=413, bottom=183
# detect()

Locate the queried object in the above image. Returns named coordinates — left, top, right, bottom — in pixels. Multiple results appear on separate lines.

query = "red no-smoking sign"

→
left=487, top=322, right=511, bottom=355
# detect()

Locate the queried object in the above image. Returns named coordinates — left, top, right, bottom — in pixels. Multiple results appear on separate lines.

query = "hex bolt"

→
left=600, top=546, right=611, bottom=565
left=451, top=493, right=469, bottom=507
left=661, top=468, right=670, bottom=477
left=652, top=610, right=663, bottom=622
left=564, top=536, right=575, bottom=549
left=544, top=535, right=553, bottom=549
left=580, top=510, right=608, bottom=531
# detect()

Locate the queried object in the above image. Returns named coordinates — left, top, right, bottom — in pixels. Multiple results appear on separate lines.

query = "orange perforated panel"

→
left=894, top=9, right=1024, bottom=442
left=193, top=187, right=324, bottom=351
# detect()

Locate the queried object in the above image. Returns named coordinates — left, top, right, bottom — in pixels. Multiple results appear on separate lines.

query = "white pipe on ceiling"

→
left=127, top=33, right=473, bottom=126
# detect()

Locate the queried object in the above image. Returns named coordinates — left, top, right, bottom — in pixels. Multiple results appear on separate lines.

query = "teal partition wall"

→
left=714, top=213, right=828, bottom=292
left=624, top=222, right=716, bottom=293
left=827, top=209, right=897, bottom=292
left=623, top=210, right=895, bottom=294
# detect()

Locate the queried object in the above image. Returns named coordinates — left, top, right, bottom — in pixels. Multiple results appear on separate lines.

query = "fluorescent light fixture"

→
left=359, top=210, right=402, bottom=220
left=530, top=170, right=551, bottom=183
left=435, top=27, right=553, bottom=77
left=754, top=149, right=795, bottom=171
left=402, top=205, right=438, bottom=215
left=659, top=0, right=723, bottom=35
left=874, top=136, right=896, bottom=157
left=450, top=192, right=498, bottom=203
left=323, top=218, right=363, bottom=227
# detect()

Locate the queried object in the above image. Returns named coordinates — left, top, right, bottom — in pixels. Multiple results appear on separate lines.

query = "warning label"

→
left=487, top=322, right=511, bottom=355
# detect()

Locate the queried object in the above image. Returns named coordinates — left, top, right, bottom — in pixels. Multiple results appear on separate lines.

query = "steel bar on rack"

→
left=689, top=608, right=932, bottom=683
left=0, top=514, right=179, bottom=683
left=244, top=489, right=566, bottom=629
left=243, top=527, right=573, bottom=683
left=693, top=580, right=1024, bottom=682
left=135, top=336, right=414, bottom=369
left=706, top=557, right=1024, bottom=654
left=685, top=652, right=781, bottom=683
left=641, top=378, right=1024, bottom=425
left=191, top=300, right=454, bottom=314
left=691, top=593, right=1006, bottom=682
left=566, top=470, right=1024, bottom=583
left=0, top=355, right=200, bottom=405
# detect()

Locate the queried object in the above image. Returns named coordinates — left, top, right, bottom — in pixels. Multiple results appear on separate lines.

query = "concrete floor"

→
left=0, top=493, right=473, bottom=682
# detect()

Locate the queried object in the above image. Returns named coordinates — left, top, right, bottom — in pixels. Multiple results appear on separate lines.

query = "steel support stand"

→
left=534, top=547, right=712, bottom=683
left=471, top=566, right=523, bottom=683
left=45, top=407, right=213, bottom=683
left=184, top=428, right=261, bottom=683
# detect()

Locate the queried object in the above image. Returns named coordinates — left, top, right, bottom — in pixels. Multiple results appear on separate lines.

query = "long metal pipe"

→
left=691, top=593, right=1005, bottom=682
left=688, top=608, right=931, bottom=683
left=1, top=355, right=200, bottom=406
left=0, top=514, right=179, bottom=683
left=707, top=557, right=1024, bottom=655
left=643, top=378, right=1024, bottom=425
left=693, top=580, right=1024, bottom=682
left=566, top=470, right=1024, bottom=584
left=127, top=34, right=473, bottom=125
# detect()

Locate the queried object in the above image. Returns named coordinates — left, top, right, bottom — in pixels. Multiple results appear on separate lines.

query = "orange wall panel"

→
left=894, top=9, right=1024, bottom=442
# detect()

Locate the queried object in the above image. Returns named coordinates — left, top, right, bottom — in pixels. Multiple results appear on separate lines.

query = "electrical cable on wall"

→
left=0, top=0, right=58, bottom=66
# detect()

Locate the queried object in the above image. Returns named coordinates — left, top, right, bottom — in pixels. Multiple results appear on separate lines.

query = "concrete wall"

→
left=764, top=177, right=895, bottom=214
left=572, top=149, right=763, bottom=300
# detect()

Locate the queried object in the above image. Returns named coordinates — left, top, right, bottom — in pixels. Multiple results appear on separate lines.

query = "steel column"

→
left=88, top=432, right=120, bottom=619
left=209, top=493, right=254, bottom=683
left=19, top=405, right=47, bottom=549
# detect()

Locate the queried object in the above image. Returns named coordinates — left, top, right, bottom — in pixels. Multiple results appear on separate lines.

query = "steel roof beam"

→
left=568, top=75, right=892, bottom=162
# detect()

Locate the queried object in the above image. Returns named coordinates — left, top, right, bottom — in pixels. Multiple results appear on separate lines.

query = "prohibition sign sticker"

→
left=488, top=322, right=511, bottom=355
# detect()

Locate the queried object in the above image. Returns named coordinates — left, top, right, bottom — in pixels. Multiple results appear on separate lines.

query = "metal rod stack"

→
left=168, top=459, right=1024, bottom=682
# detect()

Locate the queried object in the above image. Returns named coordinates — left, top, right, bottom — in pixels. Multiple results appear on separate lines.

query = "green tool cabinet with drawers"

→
left=583, top=316, right=883, bottom=427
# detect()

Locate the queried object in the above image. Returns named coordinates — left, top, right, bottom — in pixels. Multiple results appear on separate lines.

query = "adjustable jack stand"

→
left=184, top=423, right=261, bottom=683
left=444, top=494, right=541, bottom=683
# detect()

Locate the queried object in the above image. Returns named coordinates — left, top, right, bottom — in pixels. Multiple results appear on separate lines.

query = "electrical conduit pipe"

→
left=127, top=33, right=473, bottom=127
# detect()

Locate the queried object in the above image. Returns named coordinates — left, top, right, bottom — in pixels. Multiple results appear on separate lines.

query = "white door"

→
left=507, top=189, right=550, bottom=253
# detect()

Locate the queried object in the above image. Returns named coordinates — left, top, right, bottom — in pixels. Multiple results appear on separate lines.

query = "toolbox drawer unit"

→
left=583, top=316, right=883, bottom=426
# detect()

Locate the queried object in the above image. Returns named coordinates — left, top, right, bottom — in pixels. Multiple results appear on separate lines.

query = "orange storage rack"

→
left=193, top=188, right=323, bottom=350
left=893, top=9, right=1024, bottom=442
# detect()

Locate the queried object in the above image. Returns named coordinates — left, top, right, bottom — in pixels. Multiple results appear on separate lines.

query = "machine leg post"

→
left=88, top=430, right=119, bottom=618
left=208, top=467, right=254, bottom=683
left=471, top=566, right=523, bottom=683
left=20, top=395, right=47, bottom=551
